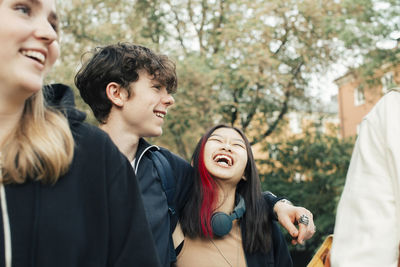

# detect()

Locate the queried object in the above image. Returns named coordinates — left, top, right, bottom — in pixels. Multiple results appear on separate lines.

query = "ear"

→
left=105, top=82, right=128, bottom=107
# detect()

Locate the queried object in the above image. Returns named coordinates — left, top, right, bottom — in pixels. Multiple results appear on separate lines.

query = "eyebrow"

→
left=27, top=0, right=59, bottom=25
left=210, top=134, right=246, bottom=144
left=27, top=0, right=40, bottom=6
left=49, top=11, right=59, bottom=25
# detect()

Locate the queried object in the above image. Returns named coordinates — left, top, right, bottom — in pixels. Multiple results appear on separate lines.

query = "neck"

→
left=216, top=186, right=237, bottom=214
left=100, top=118, right=140, bottom=162
left=0, top=103, right=24, bottom=148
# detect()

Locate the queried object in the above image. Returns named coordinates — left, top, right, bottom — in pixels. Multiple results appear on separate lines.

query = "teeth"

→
left=21, top=50, right=45, bottom=64
left=214, top=154, right=233, bottom=166
left=155, top=112, right=165, bottom=118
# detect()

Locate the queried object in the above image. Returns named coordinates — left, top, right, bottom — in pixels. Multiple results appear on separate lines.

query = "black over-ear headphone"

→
left=211, top=195, right=246, bottom=237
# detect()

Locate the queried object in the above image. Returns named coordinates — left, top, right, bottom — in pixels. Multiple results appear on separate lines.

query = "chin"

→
left=16, top=82, right=42, bottom=102
left=20, top=74, right=44, bottom=94
left=147, top=129, right=163, bottom=138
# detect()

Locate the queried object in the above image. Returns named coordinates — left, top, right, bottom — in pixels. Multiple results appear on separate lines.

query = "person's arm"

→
left=263, top=192, right=315, bottom=245
left=331, top=92, right=400, bottom=267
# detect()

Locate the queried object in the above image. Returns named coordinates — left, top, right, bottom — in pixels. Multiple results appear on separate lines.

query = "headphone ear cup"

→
left=211, top=212, right=233, bottom=237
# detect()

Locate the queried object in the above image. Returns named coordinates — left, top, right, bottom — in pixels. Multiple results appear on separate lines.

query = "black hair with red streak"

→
left=180, top=124, right=272, bottom=253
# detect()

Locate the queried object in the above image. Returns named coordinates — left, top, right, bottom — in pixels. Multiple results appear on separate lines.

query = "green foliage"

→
left=155, top=54, right=220, bottom=159
left=47, top=2, right=396, bottom=264
left=259, top=129, right=355, bottom=260
left=50, top=0, right=399, bottom=156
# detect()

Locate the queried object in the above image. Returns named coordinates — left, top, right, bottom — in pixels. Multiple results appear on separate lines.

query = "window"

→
left=381, top=71, right=396, bottom=94
left=354, top=86, right=365, bottom=106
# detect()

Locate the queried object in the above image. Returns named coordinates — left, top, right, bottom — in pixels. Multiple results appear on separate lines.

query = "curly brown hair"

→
left=75, top=43, right=177, bottom=123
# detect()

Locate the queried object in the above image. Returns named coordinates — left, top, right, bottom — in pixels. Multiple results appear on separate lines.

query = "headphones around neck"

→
left=211, top=195, right=246, bottom=237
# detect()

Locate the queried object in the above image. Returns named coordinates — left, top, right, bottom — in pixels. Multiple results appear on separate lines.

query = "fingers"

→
left=296, top=209, right=316, bottom=244
left=274, top=202, right=316, bottom=245
left=278, top=214, right=299, bottom=239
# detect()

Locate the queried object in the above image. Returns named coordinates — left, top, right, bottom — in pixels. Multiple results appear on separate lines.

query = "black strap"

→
left=149, top=150, right=177, bottom=263
left=150, top=150, right=176, bottom=216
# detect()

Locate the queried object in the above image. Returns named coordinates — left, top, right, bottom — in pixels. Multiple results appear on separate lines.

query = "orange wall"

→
left=337, top=79, right=381, bottom=138
left=337, top=65, right=400, bottom=138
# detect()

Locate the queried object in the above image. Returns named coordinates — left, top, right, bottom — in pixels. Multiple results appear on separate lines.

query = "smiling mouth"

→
left=155, top=112, right=165, bottom=118
left=213, top=154, right=233, bottom=167
left=20, top=49, right=45, bottom=64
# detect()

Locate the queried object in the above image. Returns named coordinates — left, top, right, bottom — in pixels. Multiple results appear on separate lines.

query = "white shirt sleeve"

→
left=331, top=91, right=400, bottom=267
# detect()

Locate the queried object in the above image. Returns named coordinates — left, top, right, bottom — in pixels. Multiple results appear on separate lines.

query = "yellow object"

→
left=307, top=235, right=333, bottom=267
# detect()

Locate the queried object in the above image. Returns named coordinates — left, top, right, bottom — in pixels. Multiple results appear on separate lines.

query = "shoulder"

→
left=71, top=121, right=113, bottom=148
left=375, top=89, right=400, bottom=108
left=157, top=147, right=194, bottom=206
left=365, top=89, right=400, bottom=124
left=70, top=121, right=127, bottom=169
left=362, top=89, right=400, bottom=145
left=159, top=147, right=192, bottom=171
left=159, top=148, right=189, bottom=164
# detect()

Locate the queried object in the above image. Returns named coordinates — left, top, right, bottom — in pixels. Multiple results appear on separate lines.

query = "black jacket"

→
left=133, top=139, right=193, bottom=267
left=245, top=221, right=293, bottom=267
left=0, top=84, right=160, bottom=267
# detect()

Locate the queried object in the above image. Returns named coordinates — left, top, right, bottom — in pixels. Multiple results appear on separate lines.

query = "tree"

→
left=49, top=2, right=396, bottom=264
left=156, top=0, right=398, bottom=155
left=50, top=0, right=398, bottom=157
left=332, top=0, right=400, bottom=85
left=259, top=126, right=355, bottom=265
left=162, top=0, right=342, bottom=148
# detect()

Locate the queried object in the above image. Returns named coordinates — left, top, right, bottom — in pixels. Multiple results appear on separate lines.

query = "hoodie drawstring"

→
left=0, top=152, right=12, bottom=267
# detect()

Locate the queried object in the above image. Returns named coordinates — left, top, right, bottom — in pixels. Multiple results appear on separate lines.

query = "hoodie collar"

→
left=43, top=83, right=86, bottom=124
left=133, top=138, right=159, bottom=174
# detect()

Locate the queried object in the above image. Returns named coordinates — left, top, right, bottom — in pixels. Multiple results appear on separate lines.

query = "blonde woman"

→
left=0, top=1, right=159, bottom=266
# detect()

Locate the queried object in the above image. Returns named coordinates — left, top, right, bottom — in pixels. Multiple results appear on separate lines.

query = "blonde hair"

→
left=1, top=89, right=74, bottom=184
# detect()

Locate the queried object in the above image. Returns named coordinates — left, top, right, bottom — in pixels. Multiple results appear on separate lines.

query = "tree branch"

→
left=211, top=0, right=225, bottom=54
left=241, top=82, right=262, bottom=131
left=167, top=0, right=188, bottom=54
left=230, top=89, right=239, bottom=126
left=250, top=61, right=304, bottom=145
left=272, top=17, right=290, bottom=57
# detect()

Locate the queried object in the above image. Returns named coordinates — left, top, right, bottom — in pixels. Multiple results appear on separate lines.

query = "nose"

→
left=34, top=18, right=58, bottom=44
left=222, top=143, right=232, bottom=152
left=162, top=94, right=175, bottom=107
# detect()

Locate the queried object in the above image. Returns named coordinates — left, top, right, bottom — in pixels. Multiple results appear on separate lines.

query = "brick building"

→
left=335, top=64, right=400, bottom=138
